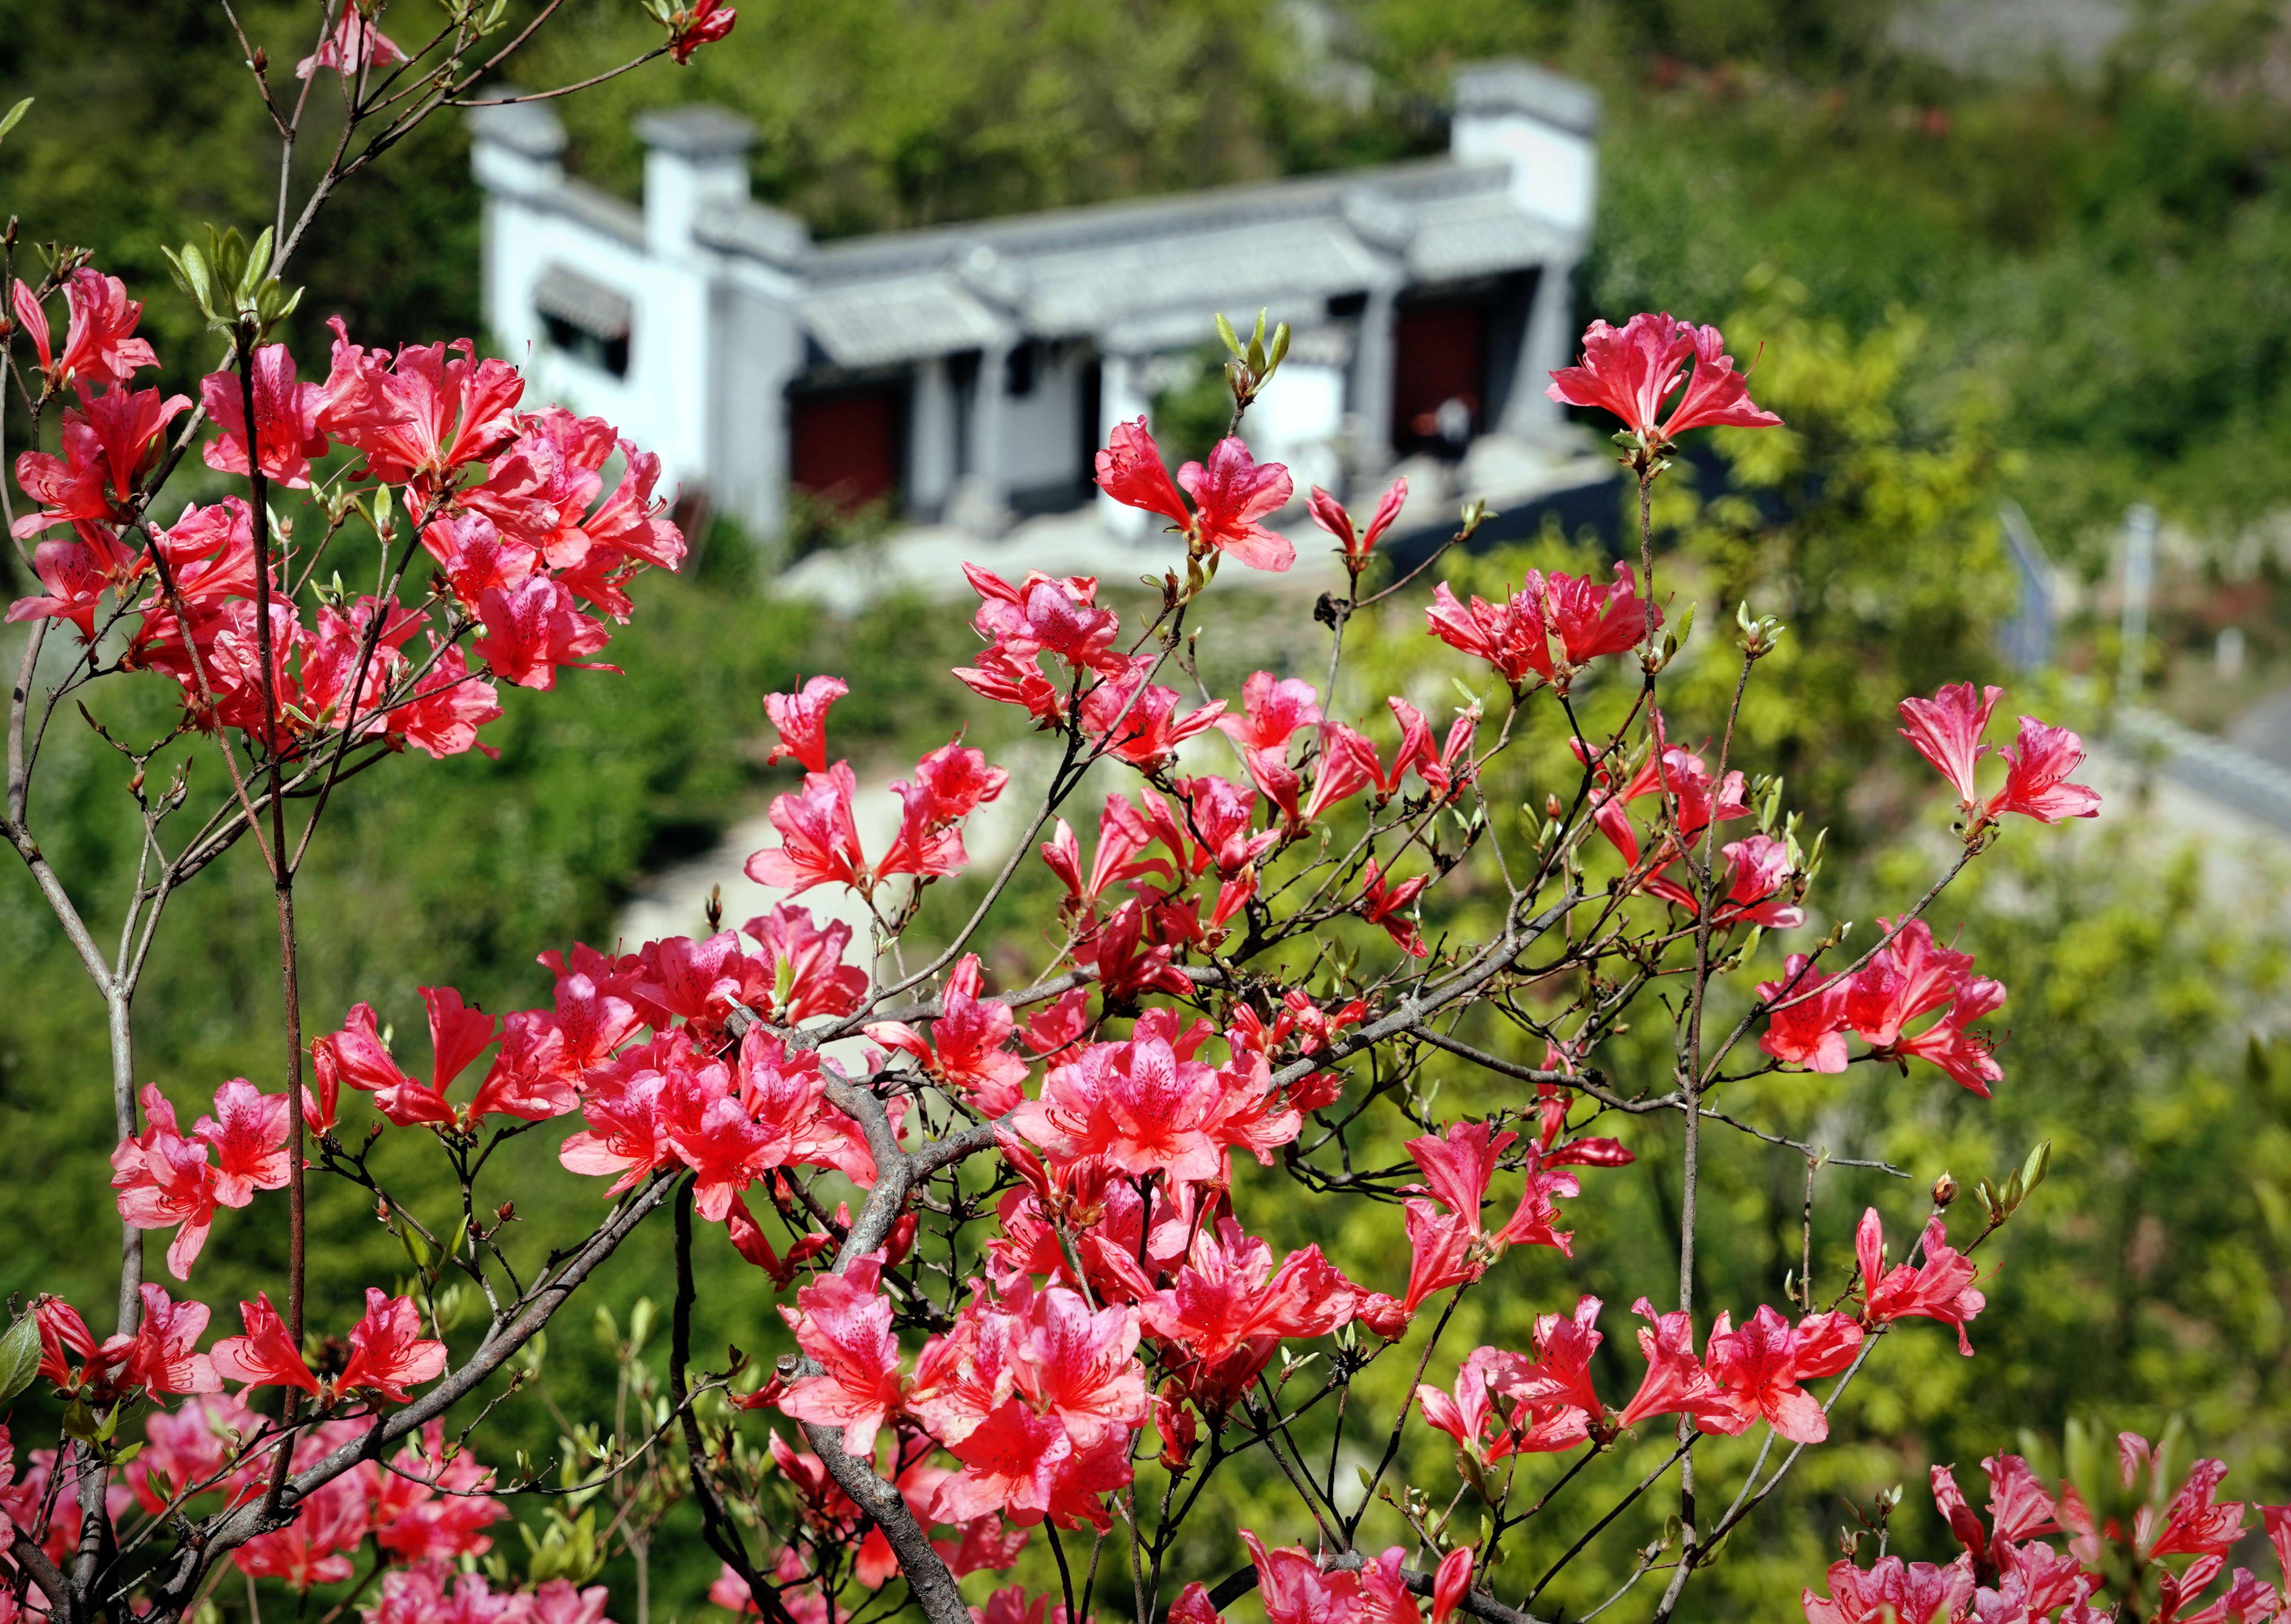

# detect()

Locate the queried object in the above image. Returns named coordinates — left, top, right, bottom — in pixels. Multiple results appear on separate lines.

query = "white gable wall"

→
left=493, top=213, right=649, bottom=436
left=471, top=60, right=1600, bottom=547
left=998, top=344, right=1091, bottom=501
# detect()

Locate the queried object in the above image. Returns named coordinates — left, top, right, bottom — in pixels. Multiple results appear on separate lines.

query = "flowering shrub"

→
left=4, top=19, right=2250, bottom=1624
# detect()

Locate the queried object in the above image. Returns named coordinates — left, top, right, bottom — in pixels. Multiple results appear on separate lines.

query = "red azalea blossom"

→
left=1857, top=1208, right=1986, bottom=1354
left=1988, top=715, right=2102, bottom=824
left=201, top=345, right=329, bottom=489
left=1546, top=311, right=1781, bottom=444
left=210, top=1293, right=319, bottom=1395
left=296, top=10, right=409, bottom=78
left=337, top=1288, right=448, bottom=1402
left=745, top=761, right=870, bottom=895
left=1802, top=1555, right=1976, bottom=1624
left=111, top=1083, right=220, bottom=1280
left=669, top=0, right=738, bottom=65
left=14, top=268, right=160, bottom=390
left=1093, top=418, right=1295, bottom=572
left=1616, top=1297, right=1737, bottom=1432
left=1093, top=417, right=1190, bottom=531
left=1307, top=476, right=1407, bottom=573
left=777, top=1255, right=907, bottom=1454
left=764, top=675, right=848, bottom=773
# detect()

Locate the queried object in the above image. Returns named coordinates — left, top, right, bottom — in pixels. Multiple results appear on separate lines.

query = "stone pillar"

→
left=952, top=338, right=1015, bottom=536
left=909, top=357, right=959, bottom=522
left=1502, top=259, right=1576, bottom=438
left=1350, top=288, right=1399, bottom=483
left=1095, top=352, right=1156, bottom=539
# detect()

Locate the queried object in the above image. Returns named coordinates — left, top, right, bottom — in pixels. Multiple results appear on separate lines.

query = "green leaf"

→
left=0, top=1311, right=40, bottom=1405
left=60, top=1398, right=97, bottom=1442
left=164, top=242, right=216, bottom=314
left=0, top=98, right=32, bottom=146
left=239, top=227, right=275, bottom=303
left=1213, top=312, right=1241, bottom=357
left=399, top=1223, right=437, bottom=1274
left=2023, top=1139, right=2052, bottom=1196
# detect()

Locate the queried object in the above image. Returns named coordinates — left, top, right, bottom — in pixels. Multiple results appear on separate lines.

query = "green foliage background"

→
left=5, top=0, right=2291, bottom=1618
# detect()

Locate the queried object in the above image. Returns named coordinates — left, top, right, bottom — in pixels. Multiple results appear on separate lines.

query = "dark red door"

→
left=790, top=386, right=903, bottom=513
left=1392, top=302, right=1488, bottom=455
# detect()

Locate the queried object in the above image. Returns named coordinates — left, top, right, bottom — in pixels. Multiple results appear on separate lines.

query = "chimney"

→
left=467, top=98, right=567, bottom=198
left=636, top=105, right=756, bottom=257
left=1450, top=61, right=1601, bottom=239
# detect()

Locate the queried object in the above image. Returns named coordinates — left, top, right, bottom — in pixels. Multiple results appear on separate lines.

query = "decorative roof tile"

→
left=802, top=274, right=1008, bottom=368
left=534, top=264, right=634, bottom=340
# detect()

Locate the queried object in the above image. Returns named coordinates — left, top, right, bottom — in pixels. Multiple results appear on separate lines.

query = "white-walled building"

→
left=468, top=62, right=1600, bottom=542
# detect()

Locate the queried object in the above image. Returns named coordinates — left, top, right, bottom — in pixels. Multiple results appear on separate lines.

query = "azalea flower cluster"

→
left=1416, top=1202, right=1983, bottom=1468
left=0, top=1374, right=511, bottom=1594
left=16, top=298, right=2118, bottom=1624
left=1580, top=714, right=1809, bottom=928
left=38, top=1273, right=443, bottom=1407
left=1425, top=562, right=1659, bottom=691
left=1805, top=1432, right=2291, bottom=1624
left=7, top=269, right=685, bottom=760
left=1760, top=917, right=2009, bottom=1096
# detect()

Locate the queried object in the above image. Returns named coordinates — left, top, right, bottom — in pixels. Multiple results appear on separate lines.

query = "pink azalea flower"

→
left=1897, top=682, right=2002, bottom=811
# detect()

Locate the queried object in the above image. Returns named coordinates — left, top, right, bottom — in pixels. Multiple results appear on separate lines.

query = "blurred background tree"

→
left=7, top=0, right=2291, bottom=1617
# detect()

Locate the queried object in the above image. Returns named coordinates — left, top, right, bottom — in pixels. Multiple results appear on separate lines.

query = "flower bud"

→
left=1931, top=1171, right=1959, bottom=1208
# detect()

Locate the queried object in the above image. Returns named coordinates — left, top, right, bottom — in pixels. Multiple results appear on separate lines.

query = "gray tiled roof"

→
left=554, top=180, right=644, bottom=250
left=802, top=274, right=1008, bottom=368
left=634, top=105, right=756, bottom=157
left=1453, top=60, right=1602, bottom=136
left=756, top=150, right=1571, bottom=365
left=534, top=263, right=633, bottom=339
left=466, top=99, right=567, bottom=159
left=1017, top=215, right=1391, bottom=336
left=695, top=201, right=811, bottom=269
left=1408, top=192, right=1570, bottom=282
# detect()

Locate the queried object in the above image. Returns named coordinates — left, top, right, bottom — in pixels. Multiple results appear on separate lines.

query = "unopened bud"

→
left=1545, top=794, right=1564, bottom=820
left=495, top=1201, right=516, bottom=1223
left=1931, top=1171, right=1959, bottom=1208
left=375, top=1198, right=392, bottom=1223
left=251, top=46, right=268, bottom=74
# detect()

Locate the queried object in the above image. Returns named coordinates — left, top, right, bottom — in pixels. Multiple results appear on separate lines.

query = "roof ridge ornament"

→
left=1340, top=186, right=1417, bottom=253
left=956, top=242, right=1032, bottom=308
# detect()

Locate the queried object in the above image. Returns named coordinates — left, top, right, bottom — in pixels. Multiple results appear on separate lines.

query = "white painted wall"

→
left=1452, top=114, right=1597, bottom=237
left=474, top=112, right=807, bottom=540
left=998, top=344, right=1089, bottom=497
left=1247, top=359, right=1346, bottom=510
